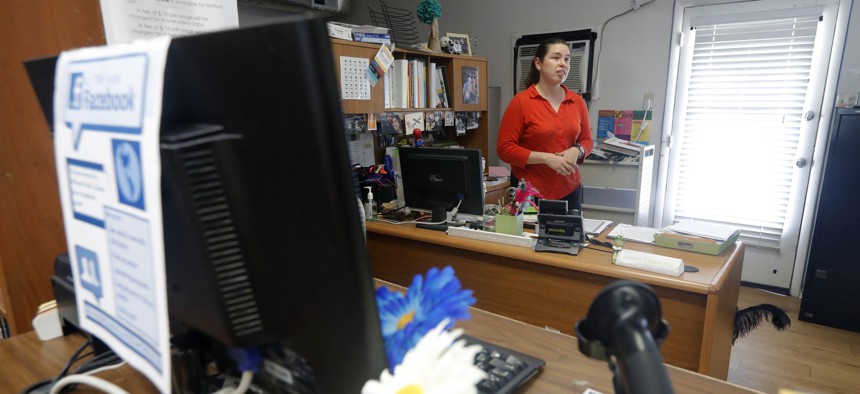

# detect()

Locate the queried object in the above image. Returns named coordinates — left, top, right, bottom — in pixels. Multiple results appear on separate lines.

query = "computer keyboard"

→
left=461, top=334, right=545, bottom=394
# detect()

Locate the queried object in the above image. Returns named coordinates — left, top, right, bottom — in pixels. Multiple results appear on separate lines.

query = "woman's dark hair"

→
left=523, top=37, right=568, bottom=90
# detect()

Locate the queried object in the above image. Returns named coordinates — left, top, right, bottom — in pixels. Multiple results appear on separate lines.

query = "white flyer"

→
left=100, top=0, right=239, bottom=44
left=53, top=37, right=172, bottom=393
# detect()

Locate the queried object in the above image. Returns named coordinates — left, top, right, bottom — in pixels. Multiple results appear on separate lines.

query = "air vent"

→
left=515, top=40, right=591, bottom=94
left=180, top=147, right=263, bottom=336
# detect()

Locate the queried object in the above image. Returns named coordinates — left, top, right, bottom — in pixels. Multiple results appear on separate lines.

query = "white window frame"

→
left=654, top=0, right=852, bottom=296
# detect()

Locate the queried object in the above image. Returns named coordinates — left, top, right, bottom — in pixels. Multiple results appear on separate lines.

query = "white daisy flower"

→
left=362, top=319, right=487, bottom=394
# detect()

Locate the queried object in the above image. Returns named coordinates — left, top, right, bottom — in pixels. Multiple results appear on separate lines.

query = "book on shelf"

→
left=410, top=60, right=418, bottom=108
left=352, top=32, right=391, bottom=44
left=436, top=66, right=450, bottom=108
left=389, top=59, right=409, bottom=109
left=383, top=68, right=391, bottom=108
left=429, top=63, right=438, bottom=108
left=327, top=22, right=389, bottom=40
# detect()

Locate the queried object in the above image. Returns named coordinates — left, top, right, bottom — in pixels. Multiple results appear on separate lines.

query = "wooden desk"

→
left=0, top=309, right=758, bottom=394
left=366, top=221, right=744, bottom=379
left=0, top=333, right=157, bottom=393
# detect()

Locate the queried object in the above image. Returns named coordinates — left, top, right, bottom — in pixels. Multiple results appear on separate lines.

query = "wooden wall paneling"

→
left=330, top=39, right=384, bottom=115
left=0, top=0, right=105, bottom=335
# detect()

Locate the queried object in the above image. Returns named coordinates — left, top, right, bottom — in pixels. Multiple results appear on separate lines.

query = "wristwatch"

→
left=575, top=144, right=585, bottom=159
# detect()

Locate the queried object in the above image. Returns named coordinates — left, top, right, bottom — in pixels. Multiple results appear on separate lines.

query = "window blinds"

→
left=674, top=14, right=820, bottom=248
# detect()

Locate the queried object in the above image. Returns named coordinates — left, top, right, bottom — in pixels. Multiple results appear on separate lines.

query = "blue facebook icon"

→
left=69, top=72, right=84, bottom=110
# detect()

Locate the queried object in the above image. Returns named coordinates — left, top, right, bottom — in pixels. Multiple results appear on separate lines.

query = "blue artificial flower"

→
left=375, top=266, right=476, bottom=370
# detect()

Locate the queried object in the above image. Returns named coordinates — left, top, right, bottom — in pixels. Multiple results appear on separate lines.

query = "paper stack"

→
left=663, top=220, right=739, bottom=242
left=656, top=220, right=740, bottom=255
left=607, top=223, right=660, bottom=244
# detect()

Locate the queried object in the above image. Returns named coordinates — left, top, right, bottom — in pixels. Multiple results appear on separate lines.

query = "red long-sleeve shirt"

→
left=497, top=85, right=594, bottom=200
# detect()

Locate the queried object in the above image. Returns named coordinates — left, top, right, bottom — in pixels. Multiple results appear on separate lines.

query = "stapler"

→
left=534, top=200, right=584, bottom=255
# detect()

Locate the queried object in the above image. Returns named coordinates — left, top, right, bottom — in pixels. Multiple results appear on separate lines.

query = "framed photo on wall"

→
left=446, top=33, right=471, bottom=56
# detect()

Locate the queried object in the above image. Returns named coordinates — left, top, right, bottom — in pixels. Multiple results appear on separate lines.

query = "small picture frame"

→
left=446, top=33, right=472, bottom=56
left=461, top=66, right=479, bottom=105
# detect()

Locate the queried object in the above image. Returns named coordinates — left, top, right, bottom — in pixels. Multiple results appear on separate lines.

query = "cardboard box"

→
left=326, top=22, right=353, bottom=40
left=654, top=230, right=739, bottom=255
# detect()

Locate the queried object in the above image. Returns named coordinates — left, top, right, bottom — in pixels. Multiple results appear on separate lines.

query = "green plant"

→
left=416, top=0, right=442, bottom=24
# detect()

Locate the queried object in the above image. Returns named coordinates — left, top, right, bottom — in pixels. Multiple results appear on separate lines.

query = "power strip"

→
left=615, top=249, right=684, bottom=276
left=447, top=226, right=535, bottom=248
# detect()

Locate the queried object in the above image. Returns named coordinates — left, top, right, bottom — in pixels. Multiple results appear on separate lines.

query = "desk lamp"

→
left=575, top=280, right=673, bottom=394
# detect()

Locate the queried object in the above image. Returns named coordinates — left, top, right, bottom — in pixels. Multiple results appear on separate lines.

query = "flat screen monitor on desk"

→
left=398, top=147, right=485, bottom=229
left=27, top=15, right=386, bottom=393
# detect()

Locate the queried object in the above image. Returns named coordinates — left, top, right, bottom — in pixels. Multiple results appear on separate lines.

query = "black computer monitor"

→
left=28, top=15, right=387, bottom=393
left=398, top=147, right=484, bottom=225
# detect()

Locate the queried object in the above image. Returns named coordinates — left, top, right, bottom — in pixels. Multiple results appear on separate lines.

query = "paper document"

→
left=53, top=37, right=173, bottom=393
left=99, top=0, right=238, bottom=44
left=666, top=220, right=739, bottom=241
left=607, top=223, right=659, bottom=244
left=583, top=219, right=612, bottom=235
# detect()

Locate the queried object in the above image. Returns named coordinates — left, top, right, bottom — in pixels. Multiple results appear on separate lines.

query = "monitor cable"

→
left=585, top=234, right=614, bottom=253
left=378, top=199, right=462, bottom=227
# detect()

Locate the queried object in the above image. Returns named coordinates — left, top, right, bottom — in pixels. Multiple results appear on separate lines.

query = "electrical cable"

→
left=54, top=340, right=93, bottom=381
left=20, top=339, right=126, bottom=394
left=212, top=371, right=254, bottom=394
left=592, top=0, right=655, bottom=100
left=20, top=339, right=93, bottom=394
left=631, top=99, right=652, bottom=143
left=80, top=361, right=127, bottom=377
left=48, top=375, right=129, bottom=394
left=585, top=234, right=615, bottom=253
left=378, top=199, right=463, bottom=226
left=72, top=351, right=122, bottom=375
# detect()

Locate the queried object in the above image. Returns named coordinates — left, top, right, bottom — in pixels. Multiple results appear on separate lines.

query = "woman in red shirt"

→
left=497, top=38, right=593, bottom=210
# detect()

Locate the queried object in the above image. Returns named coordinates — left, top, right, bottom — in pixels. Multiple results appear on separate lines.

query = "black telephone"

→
left=534, top=200, right=584, bottom=255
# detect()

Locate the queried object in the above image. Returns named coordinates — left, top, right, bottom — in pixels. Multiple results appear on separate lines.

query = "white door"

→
left=661, top=0, right=842, bottom=289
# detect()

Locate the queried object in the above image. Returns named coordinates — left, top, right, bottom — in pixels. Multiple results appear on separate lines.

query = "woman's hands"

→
left=558, top=146, right=582, bottom=164
left=535, top=152, right=577, bottom=176
left=528, top=149, right=581, bottom=176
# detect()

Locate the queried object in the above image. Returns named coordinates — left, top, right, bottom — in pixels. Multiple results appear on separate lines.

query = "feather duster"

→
left=733, top=303, right=791, bottom=344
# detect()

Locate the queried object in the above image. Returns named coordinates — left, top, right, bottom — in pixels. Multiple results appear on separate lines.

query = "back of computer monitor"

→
left=26, top=14, right=387, bottom=392
left=158, top=16, right=387, bottom=392
left=398, top=147, right=485, bottom=221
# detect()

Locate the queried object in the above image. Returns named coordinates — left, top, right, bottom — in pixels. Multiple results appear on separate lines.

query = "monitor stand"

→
left=416, top=205, right=449, bottom=231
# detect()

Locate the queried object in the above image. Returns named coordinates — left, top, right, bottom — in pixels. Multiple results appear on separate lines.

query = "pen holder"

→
left=495, top=214, right=524, bottom=236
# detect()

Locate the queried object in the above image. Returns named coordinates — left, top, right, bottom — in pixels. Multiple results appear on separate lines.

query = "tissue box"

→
left=654, top=231, right=739, bottom=255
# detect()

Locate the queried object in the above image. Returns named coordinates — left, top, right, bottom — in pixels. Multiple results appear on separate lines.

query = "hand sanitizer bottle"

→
left=364, top=186, right=377, bottom=221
